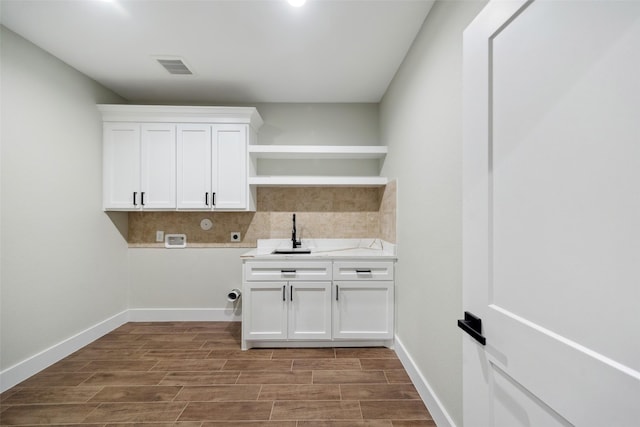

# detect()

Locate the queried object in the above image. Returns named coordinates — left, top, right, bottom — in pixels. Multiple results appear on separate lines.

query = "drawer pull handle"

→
left=281, top=269, right=296, bottom=274
left=356, top=269, right=372, bottom=274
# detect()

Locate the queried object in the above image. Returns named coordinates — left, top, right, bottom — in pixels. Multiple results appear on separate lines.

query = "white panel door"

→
left=243, top=282, right=288, bottom=341
left=140, top=124, right=176, bottom=209
left=176, top=124, right=212, bottom=210
left=288, top=282, right=332, bottom=340
left=463, top=1, right=640, bottom=426
left=103, top=122, right=140, bottom=210
left=333, top=281, right=394, bottom=339
left=212, top=124, right=247, bottom=210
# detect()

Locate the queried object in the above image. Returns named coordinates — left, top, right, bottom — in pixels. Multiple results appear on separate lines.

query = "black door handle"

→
left=457, top=311, right=486, bottom=345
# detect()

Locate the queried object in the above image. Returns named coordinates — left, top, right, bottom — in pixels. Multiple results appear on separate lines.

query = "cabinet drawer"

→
left=333, top=261, right=394, bottom=281
left=245, top=261, right=332, bottom=281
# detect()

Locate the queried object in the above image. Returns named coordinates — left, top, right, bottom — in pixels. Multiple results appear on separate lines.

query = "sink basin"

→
left=271, top=248, right=312, bottom=255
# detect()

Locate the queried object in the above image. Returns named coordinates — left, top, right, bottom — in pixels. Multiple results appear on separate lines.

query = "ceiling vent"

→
left=156, top=58, right=193, bottom=75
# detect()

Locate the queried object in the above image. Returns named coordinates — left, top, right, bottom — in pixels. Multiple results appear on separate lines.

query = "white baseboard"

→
left=128, top=308, right=242, bottom=322
left=394, top=335, right=457, bottom=427
left=0, top=310, right=129, bottom=393
left=0, top=308, right=242, bottom=393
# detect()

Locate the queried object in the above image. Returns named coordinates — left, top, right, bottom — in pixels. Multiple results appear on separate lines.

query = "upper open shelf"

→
left=248, top=145, right=387, bottom=160
left=248, top=144, right=388, bottom=187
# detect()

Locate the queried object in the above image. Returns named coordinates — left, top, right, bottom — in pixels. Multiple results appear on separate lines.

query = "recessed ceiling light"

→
left=288, top=0, right=306, bottom=7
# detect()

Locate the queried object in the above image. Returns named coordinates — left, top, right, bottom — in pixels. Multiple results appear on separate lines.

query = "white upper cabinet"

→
left=176, top=124, right=248, bottom=210
left=140, top=124, right=176, bottom=210
left=212, top=124, right=248, bottom=210
left=103, top=122, right=176, bottom=210
left=103, top=122, right=140, bottom=210
left=99, top=105, right=262, bottom=212
left=176, top=124, right=212, bottom=210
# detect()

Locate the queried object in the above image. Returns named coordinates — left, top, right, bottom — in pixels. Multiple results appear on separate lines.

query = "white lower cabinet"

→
left=242, top=259, right=394, bottom=350
left=333, top=281, right=394, bottom=339
left=243, top=281, right=332, bottom=342
left=332, top=261, right=394, bottom=340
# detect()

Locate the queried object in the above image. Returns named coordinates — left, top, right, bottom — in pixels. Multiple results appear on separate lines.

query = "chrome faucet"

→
left=292, top=213, right=302, bottom=248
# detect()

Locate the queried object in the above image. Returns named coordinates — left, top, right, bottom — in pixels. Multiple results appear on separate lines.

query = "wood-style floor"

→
left=0, top=322, right=434, bottom=426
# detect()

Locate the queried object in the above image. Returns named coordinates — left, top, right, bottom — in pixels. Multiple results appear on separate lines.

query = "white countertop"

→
left=241, top=238, right=397, bottom=260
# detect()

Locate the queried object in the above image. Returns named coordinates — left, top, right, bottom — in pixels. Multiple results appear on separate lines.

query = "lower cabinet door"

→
left=288, top=282, right=332, bottom=340
left=333, top=281, right=394, bottom=339
left=243, top=282, right=288, bottom=340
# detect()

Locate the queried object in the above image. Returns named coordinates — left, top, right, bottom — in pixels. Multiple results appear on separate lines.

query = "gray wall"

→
left=379, top=1, right=488, bottom=425
left=128, top=248, right=247, bottom=311
left=254, top=103, right=381, bottom=177
left=0, top=27, right=129, bottom=370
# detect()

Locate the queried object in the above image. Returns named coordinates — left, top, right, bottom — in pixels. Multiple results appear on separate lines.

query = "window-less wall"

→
left=379, top=2, right=488, bottom=426
left=0, top=27, right=129, bottom=374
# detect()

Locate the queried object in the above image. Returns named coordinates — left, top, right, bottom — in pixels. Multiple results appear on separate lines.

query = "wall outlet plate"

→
left=231, top=232, right=241, bottom=242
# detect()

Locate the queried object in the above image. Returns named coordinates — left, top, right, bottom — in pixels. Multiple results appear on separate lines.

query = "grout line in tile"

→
left=80, top=401, right=102, bottom=424
left=269, top=400, right=275, bottom=421
left=174, top=401, right=189, bottom=423
left=257, top=384, right=264, bottom=400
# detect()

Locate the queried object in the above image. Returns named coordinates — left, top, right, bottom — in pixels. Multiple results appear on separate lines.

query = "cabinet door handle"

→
left=205, top=192, right=209, bottom=206
left=282, top=285, right=286, bottom=301
left=290, top=285, right=293, bottom=302
left=212, top=192, right=216, bottom=206
left=133, top=192, right=137, bottom=206
left=141, top=192, right=145, bottom=206
left=336, top=284, right=339, bottom=301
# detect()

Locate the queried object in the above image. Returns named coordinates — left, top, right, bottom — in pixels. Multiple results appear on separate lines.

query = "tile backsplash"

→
left=128, top=182, right=397, bottom=245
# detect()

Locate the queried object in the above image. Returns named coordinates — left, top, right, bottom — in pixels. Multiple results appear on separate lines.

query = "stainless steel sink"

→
left=271, top=248, right=312, bottom=255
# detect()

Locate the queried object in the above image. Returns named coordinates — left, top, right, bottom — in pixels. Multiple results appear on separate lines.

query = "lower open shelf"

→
left=248, top=176, right=388, bottom=187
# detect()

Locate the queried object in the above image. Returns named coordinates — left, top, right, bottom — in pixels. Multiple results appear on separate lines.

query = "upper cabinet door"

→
left=212, top=124, right=248, bottom=210
left=140, top=124, right=176, bottom=210
left=103, top=122, right=141, bottom=210
left=176, top=124, right=212, bottom=210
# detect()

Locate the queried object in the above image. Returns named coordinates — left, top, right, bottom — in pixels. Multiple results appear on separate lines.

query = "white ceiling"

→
left=0, top=0, right=434, bottom=103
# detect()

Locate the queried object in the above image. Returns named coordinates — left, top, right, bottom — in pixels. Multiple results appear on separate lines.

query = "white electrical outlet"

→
left=155, top=230, right=164, bottom=242
left=231, top=232, right=241, bottom=242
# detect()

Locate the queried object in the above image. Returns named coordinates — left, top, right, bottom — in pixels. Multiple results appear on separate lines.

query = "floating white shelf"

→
left=248, top=145, right=387, bottom=160
left=248, top=144, right=389, bottom=187
left=248, top=176, right=389, bottom=187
